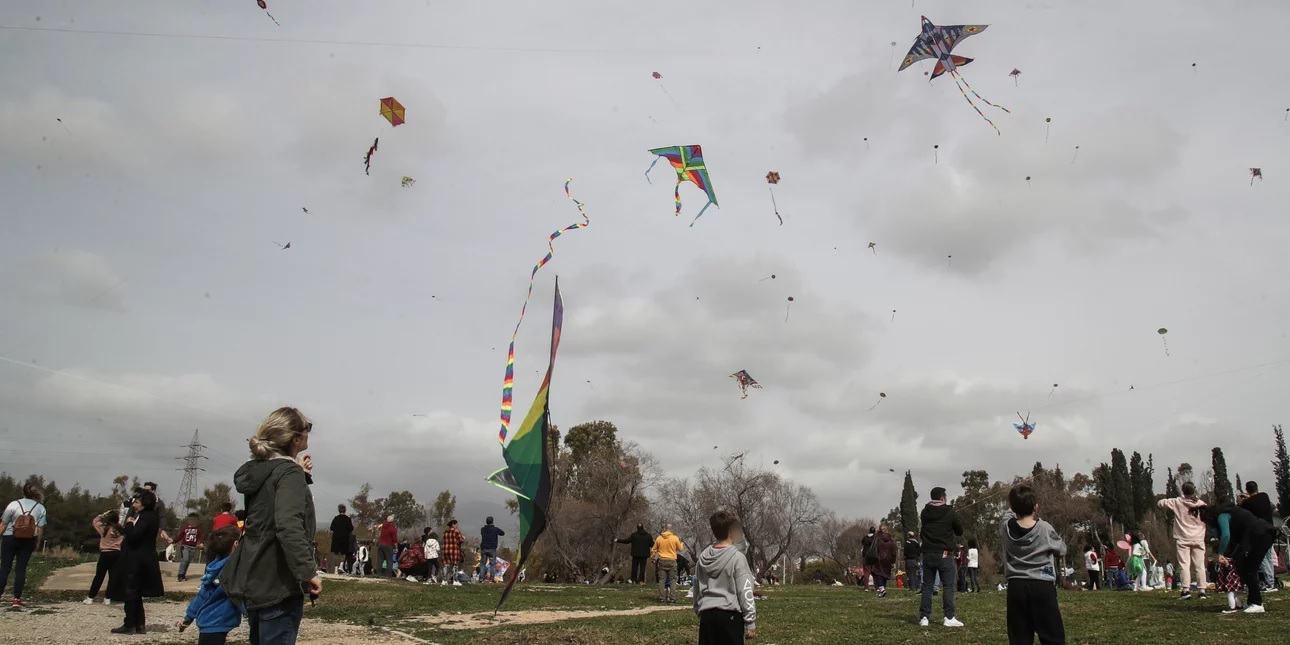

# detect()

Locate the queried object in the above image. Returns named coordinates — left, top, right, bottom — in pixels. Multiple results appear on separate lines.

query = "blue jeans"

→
left=248, top=596, right=304, bottom=645
left=479, top=549, right=498, bottom=580
left=0, top=536, right=36, bottom=599
left=906, top=558, right=922, bottom=590
left=920, top=550, right=957, bottom=620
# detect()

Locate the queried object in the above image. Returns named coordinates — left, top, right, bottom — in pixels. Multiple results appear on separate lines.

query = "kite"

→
left=947, top=255, right=952, bottom=266
left=301, top=207, right=309, bottom=214
left=784, top=296, right=795, bottom=321
left=765, top=171, right=782, bottom=225
left=1251, top=168, right=1262, bottom=186
left=1045, top=117, right=1052, bottom=143
left=363, top=138, right=379, bottom=175
left=868, top=242, right=877, bottom=255
left=379, top=97, right=406, bottom=127
left=646, top=145, right=718, bottom=226
left=1009, top=68, right=1021, bottom=86
left=863, top=136, right=870, bottom=150
left=273, top=241, right=291, bottom=250
left=1158, top=328, right=1169, bottom=356
left=652, top=71, right=661, bottom=79
left=759, top=274, right=776, bottom=282
left=866, top=392, right=887, bottom=411
left=1025, top=175, right=1032, bottom=187
left=55, top=118, right=70, bottom=134
left=891, top=309, right=897, bottom=321
left=496, top=180, right=590, bottom=445
left=402, top=176, right=416, bottom=188
left=729, top=370, right=762, bottom=399
left=889, top=41, right=898, bottom=68
left=256, top=0, right=280, bottom=26
left=898, top=16, right=1010, bottom=134
left=933, top=144, right=939, bottom=163
left=1048, top=383, right=1058, bottom=398
left=1071, top=146, right=1080, bottom=164
left=652, top=73, right=679, bottom=109
left=1014, top=412, right=1035, bottom=440
left=487, top=277, right=561, bottom=614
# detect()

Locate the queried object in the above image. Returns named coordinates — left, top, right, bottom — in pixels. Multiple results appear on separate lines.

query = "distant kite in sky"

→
left=256, top=0, right=280, bottom=26
left=866, top=392, right=887, bottom=411
left=784, top=296, right=795, bottom=321
left=1045, top=117, right=1053, bottom=143
left=868, top=242, right=877, bottom=255
left=1250, top=168, right=1262, bottom=185
left=402, top=176, right=416, bottom=188
left=274, top=241, right=291, bottom=250
left=363, top=138, right=379, bottom=175
left=898, top=16, right=1010, bottom=134
left=759, top=274, right=776, bottom=282
left=1014, top=412, right=1035, bottom=440
left=1048, top=383, right=1058, bottom=398
left=379, top=97, right=406, bottom=127
left=652, top=72, right=679, bottom=109
left=646, top=145, right=718, bottom=226
left=730, top=370, right=762, bottom=399
left=765, top=171, right=783, bottom=225
left=301, top=207, right=309, bottom=214
left=1009, top=68, right=1021, bottom=86
left=1158, top=328, right=1169, bottom=356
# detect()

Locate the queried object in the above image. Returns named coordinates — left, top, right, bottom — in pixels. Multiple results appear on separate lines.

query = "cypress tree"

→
left=1212, top=447, right=1235, bottom=505
left=1273, top=425, right=1290, bottom=518
left=1110, top=449, right=1134, bottom=527
left=1129, top=452, right=1147, bottom=522
left=899, top=470, right=919, bottom=537
left=1164, top=467, right=1180, bottom=498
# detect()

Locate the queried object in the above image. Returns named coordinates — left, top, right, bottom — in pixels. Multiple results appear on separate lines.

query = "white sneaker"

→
left=82, top=598, right=93, bottom=605
left=103, top=598, right=111, bottom=606
left=1244, top=604, right=1265, bottom=614
left=406, top=576, right=418, bottom=583
left=943, top=618, right=964, bottom=627
left=452, top=580, right=462, bottom=587
left=918, top=618, right=929, bottom=627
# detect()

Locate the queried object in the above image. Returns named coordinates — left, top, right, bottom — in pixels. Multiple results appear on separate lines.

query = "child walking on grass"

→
left=176, top=526, right=242, bottom=644
left=694, top=510, right=757, bottom=644
left=1001, top=484, right=1067, bottom=645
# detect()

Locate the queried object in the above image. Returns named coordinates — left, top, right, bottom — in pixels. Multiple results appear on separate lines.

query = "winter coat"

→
left=378, top=521, right=398, bottom=546
left=480, top=523, right=505, bottom=551
left=1212, top=503, right=1276, bottom=558
left=221, top=457, right=318, bottom=611
left=870, top=532, right=897, bottom=579
left=329, top=514, right=354, bottom=555
left=441, top=526, right=465, bottom=564
left=1158, top=495, right=1208, bottom=544
left=424, top=538, right=441, bottom=560
left=651, top=531, right=685, bottom=561
left=617, top=528, right=655, bottom=558
left=919, top=502, right=964, bottom=552
left=183, top=556, right=241, bottom=634
left=1240, top=492, right=1275, bottom=524
left=107, top=510, right=164, bottom=601
left=903, top=538, right=921, bottom=560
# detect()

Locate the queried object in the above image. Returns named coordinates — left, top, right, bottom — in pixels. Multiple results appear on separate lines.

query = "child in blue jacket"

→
left=176, top=526, right=242, bottom=644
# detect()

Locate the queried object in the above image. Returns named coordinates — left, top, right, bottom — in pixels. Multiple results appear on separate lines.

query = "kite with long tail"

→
left=646, top=145, right=718, bottom=227
left=898, top=16, right=1011, bottom=134
left=496, top=180, right=590, bottom=445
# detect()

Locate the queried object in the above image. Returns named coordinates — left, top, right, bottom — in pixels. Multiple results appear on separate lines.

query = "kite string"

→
left=497, top=179, right=590, bottom=444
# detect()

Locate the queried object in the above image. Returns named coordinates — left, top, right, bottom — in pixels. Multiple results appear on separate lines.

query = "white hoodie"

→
left=693, top=545, right=756, bottom=630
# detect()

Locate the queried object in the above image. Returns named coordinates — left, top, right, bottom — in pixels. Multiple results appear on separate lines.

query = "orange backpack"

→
left=11, top=501, right=38, bottom=539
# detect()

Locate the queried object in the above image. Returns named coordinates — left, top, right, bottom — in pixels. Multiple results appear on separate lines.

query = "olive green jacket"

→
left=223, top=457, right=317, bottom=610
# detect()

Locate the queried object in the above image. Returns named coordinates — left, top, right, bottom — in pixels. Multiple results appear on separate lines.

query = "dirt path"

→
left=410, top=604, right=688, bottom=630
left=0, top=601, right=420, bottom=645
left=42, top=561, right=206, bottom=594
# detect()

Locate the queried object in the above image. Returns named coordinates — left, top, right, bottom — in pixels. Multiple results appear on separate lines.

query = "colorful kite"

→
left=898, top=16, right=1010, bottom=134
left=730, top=370, right=762, bottom=399
left=363, top=138, right=378, bottom=175
left=496, top=180, right=590, bottom=445
left=1158, top=328, right=1169, bottom=356
left=256, top=0, right=280, bottom=26
left=487, top=278, right=560, bottom=613
left=1014, top=412, right=1035, bottom=440
left=1009, top=68, right=1021, bottom=86
left=1251, top=168, right=1263, bottom=185
left=765, top=171, right=783, bottom=225
left=402, top=176, right=416, bottom=188
left=646, top=145, right=718, bottom=227
left=379, top=97, right=406, bottom=127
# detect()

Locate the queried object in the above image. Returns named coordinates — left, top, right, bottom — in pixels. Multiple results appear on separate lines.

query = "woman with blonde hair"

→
left=222, top=407, right=320, bottom=645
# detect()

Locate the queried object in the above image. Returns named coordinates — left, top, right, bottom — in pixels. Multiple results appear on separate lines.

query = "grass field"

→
left=21, top=556, right=1288, bottom=644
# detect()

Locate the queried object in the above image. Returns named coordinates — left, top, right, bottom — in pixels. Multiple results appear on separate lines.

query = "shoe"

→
left=103, top=598, right=111, bottom=606
left=1244, top=604, right=1265, bottom=614
left=110, top=626, right=134, bottom=634
left=919, top=618, right=929, bottom=627
left=452, top=580, right=462, bottom=587
left=136, top=626, right=147, bottom=634
left=1263, top=587, right=1278, bottom=593
left=944, top=617, right=964, bottom=627
left=878, top=589, right=887, bottom=598
left=11, top=599, right=22, bottom=608
left=1221, top=608, right=1241, bottom=614
left=1179, top=592, right=1193, bottom=600
left=406, top=576, right=418, bottom=583
left=83, top=597, right=94, bottom=605
left=1198, top=593, right=1208, bottom=600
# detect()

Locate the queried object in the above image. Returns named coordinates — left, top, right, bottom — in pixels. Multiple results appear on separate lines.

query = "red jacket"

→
left=212, top=513, right=238, bottom=531
left=379, top=521, right=398, bottom=546
left=173, top=525, right=203, bottom=548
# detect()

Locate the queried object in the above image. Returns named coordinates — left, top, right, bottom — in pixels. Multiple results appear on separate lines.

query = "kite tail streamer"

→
left=497, top=180, right=590, bottom=444
left=950, top=73, right=1001, bottom=135
left=673, top=181, right=683, bottom=217
left=768, top=186, right=782, bottom=225
left=689, top=199, right=714, bottom=227
left=644, top=157, right=661, bottom=184
left=953, top=71, right=1011, bottom=114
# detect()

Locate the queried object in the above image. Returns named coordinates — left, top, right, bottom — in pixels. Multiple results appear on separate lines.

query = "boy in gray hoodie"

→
left=694, top=510, right=757, bottom=644
left=1001, top=484, right=1066, bottom=645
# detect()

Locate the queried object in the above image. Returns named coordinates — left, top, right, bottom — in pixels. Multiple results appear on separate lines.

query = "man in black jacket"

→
left=479, top=516, right=505, bottom=582
left=615, top=524, right=654, bottom=584
left=904, top=532, right=922, bottom=592
left=918, top=486, right=964, bottom=628
left=329, top=504, right=355, bottom=574
left=1240, top=481, right=1277, bottom=590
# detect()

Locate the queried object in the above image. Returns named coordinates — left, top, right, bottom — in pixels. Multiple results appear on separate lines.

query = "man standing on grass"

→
left=478, top=516, right=505, bottom=582
left=378, top=515, right=398, bottom=577
left=1239, top=481, right=1278, bottom=592
left=904, top=531, right=922, bottom=592
left=918, top=486, right=964, bottom=628
left=652, top=523, right=685, bottom=603
left=615, top=524, right=655, bottom=584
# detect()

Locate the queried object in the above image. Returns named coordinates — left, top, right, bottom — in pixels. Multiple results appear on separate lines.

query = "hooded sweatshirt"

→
left=1157, top=495, right=1207, bottom=544
left=1000, top=511, right=1066, bottom=582
left=92, top=514, right=124, bottom=552
left=652, top=531, right=685, bottom=561
left=183, top=556, right=242, bottom=634
left=1240, top=491, right=1275, bottom=524
left=919, top=502, right=964, bottom=553
left=222, top=457, right=318, bottom=611
left=693, top=545, right=756, bottom=630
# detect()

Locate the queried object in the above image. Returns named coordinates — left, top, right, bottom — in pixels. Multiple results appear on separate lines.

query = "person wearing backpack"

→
left=0, top=484, right=47, bottom=607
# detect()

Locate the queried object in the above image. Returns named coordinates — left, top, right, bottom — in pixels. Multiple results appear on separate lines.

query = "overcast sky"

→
left=2, top=0, right=1289, bottom=540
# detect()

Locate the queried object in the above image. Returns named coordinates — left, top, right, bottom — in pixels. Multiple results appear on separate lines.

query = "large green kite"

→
left=487, top=278, right=561, bottom=611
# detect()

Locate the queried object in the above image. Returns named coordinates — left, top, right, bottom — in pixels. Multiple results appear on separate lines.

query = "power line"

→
left=174, top=429, right=207, bottom=513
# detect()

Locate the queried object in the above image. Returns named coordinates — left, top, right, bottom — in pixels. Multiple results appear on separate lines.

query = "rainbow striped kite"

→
left=646, top=145, right=718, bottom=227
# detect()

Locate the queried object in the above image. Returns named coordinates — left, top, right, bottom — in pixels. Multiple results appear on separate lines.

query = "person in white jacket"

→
left=424, top=531, right=442, bottom=584
left=1158, top=481, right=1208, bottom=599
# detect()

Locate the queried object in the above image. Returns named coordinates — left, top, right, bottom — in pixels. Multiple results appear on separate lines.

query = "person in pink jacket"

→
left=1158, top=481, right=1208, bottom=599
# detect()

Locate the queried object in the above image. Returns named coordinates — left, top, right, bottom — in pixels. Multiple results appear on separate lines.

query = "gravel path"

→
left=0, top=601, right=421, bottom=645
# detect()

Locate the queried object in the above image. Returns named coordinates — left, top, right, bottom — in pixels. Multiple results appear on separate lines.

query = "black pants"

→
left=123, top=598, right=146, bottom=629
left=1085, top=569, right=1099, bottom=591
left=0, top=536, right=37, bottom=599
left=197, top=633, right=229, bottom=645
left=631, top=556, right=647, bottom=583
left=89, top=551, right=121, bottom=598
left=967, top=567, right=980, bottom=592
left=1235, top=531, right=1276, bottom=607
left=698, top=609, right=745, bottom=645
left=1006, top=579, right=1065, bottom=645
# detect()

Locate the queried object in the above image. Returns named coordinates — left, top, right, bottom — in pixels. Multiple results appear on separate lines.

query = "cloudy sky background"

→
left=2, top=0, right=1289, bottom=540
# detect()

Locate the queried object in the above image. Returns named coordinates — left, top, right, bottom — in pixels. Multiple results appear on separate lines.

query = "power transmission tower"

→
left=174, top=429, right=208, bottom=514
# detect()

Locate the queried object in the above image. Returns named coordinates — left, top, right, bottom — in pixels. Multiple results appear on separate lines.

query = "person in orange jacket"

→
left=651, top=524, right=685, bottom=603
